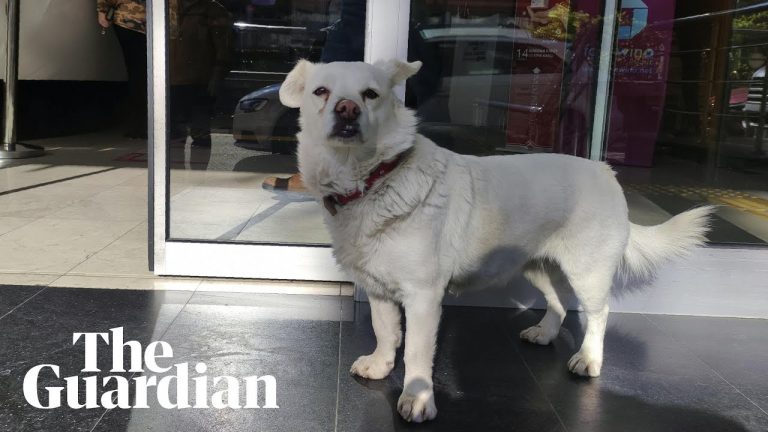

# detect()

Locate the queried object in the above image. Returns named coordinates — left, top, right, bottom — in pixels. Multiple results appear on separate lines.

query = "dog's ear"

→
left=374, top=59, right=422, bottom=86
left=280, top=60, right=314, bottom=108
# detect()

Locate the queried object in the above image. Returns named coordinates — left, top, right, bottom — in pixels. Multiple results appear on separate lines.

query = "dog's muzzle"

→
left=331, top=99, right=361, bottom=139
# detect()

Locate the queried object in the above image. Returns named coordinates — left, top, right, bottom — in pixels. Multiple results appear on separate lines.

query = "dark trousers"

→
left=170, top=84, right=213, bottom=143
left=320, top=0, right=365, bottom=62
left=114, top=26, right=148, bottom=134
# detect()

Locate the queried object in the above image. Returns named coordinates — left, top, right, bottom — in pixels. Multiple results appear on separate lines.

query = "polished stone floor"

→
left=0, top=285, right=766, bottom=432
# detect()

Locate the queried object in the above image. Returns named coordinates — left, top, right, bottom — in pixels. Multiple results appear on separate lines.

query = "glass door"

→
left=150, top=0, right=376, bottom=279
left=148, top=0, right=612, bottom=280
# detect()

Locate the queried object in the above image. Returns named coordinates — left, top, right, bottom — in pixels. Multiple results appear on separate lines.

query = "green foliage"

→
left=734, top=11, right=768, bottom=30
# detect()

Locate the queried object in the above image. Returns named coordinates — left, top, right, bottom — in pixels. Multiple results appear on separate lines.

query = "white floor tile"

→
left=68, top=222, right=152, bottom=277
left=0, top=165, right=144, bottom=192
left=0, top=218, right=139, bottom=273
left=0, top=182, right=115, bottom=218
left=0, top=272, right=59, bottom=286
left=0, top=217, right=35, bottom=236
left=168, top=185, right=330, bottom=244
left=197, top=279, right=342, bottom=296
left=49, top=275, right=201, bottom=291
left=235, top=199, right=330, bottom=244
left=169, top=186, right=266, bottom=238
left=48, top=185, right=148, bottom=222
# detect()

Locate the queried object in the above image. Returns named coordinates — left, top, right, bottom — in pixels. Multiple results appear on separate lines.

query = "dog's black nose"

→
left=334, top=99, right=360, bottom=121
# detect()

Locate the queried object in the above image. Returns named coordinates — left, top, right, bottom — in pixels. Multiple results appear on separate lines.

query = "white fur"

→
left=280, top=60, right=714, bottom=422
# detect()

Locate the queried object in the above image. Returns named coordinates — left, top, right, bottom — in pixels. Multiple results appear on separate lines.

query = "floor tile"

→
left=183, top=291, right=351, bottom=322
left=496, top=310, right=768, bottom=432
left=169, top=187, right=266, bottom=240
left=168, top=184, right=331, bottom=245
left=67, top=223, right=152, bottom=277
left=91, top=291, right=344, bottom=432
left=0, top=285, right=45, bottom=317
left=646, top=314, right=768, bottom=413
left=647, top=194, right=763, bottom=244
left=0, top=165, right=105, bottom=191
left=169, top=168, right=274, bottom=190
left=0, top=218, right=139, bottom=273
left=61, top=167, right=146, bottom=188
left=115, top=172, right=148, bottom=188
left=0, top=165, right=143, bottom=192
left=625, top=191, right=672, bottom=226
left=337, top=303, right=564, bottom=432
left=197, top=279, right=343, bottom=296
left=235, top=198, right=331, bottom=244
left=0, top=217, right=34, bottom=236
left=0, top=272, right=59, bottom=287
left=0, top=182, right=115, bottom=219
left=47, top=186, right=147, bottom=222
left=0, top=288, right=194, bottom=432
left=49, top=275, right=200, bottom=291
left=715, top=206, right=768, bottom=242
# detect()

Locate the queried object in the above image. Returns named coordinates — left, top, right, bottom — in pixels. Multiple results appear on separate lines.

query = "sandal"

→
left=262, top=173, right=308, bottom=193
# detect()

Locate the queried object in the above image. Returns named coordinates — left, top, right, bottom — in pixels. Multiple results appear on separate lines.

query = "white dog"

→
left=279, top=59, right=713, bottom=423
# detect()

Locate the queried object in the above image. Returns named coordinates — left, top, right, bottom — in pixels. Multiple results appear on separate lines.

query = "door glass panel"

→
left=167, top=0, right=365, bottom=244
left=406, top=0, right=604, bottom=157
left=605, top=1, right=768, bottom=245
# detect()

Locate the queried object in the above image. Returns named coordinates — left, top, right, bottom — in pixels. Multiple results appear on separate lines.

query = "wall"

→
left=0, top=0, right=127, bottom=81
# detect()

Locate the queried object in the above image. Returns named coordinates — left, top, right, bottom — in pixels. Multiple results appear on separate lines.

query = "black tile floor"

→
left=0, top=285, right=766, bottom=432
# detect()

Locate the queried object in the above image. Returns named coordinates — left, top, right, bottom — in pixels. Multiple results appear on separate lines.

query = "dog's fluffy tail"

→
left=620, top=205, right=715, bottom=279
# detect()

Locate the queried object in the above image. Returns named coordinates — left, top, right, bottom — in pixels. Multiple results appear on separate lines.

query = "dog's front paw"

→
left=567, top=351, right=602, bottom=377
left=520, top=325, right=557, bottom=345
left=397, top=389, right=437, bottom=423
left=350, top=354, right=394, bottom=380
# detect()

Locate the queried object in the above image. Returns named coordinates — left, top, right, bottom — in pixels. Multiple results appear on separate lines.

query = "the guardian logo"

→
left=23, top=327, right=278, bottom=410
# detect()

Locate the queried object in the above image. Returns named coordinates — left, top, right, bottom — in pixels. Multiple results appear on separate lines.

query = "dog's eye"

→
left=362, top=89, right=379, bottom=100
left=313, top=87, right=329, bottom=96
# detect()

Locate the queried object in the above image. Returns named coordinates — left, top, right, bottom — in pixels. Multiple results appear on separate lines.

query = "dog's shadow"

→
left=342, top=304, right=751, bottom=432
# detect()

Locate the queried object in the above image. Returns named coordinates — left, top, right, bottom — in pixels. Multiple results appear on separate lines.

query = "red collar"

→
left=323, top=150, right=410, bottom=216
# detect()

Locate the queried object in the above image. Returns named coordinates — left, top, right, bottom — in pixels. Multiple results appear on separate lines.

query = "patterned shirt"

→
left=97, top=0, right=146, bottom=34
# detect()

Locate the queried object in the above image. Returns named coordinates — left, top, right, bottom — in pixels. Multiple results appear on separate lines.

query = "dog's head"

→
left=279, top=60, right=422, bottom=148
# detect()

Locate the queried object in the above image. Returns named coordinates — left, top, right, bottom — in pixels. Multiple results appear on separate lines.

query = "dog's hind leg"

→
left=350, top=295, right=402, bottom=380
left=558, top=261, right=616, bottom=378
left=519, top=261, right=568, bottom=345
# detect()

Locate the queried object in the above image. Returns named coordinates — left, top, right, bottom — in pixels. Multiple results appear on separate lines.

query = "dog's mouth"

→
left=331, top=122, right=361, bottom=139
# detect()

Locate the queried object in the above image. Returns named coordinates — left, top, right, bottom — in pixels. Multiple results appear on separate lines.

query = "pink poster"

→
left=605, top=0, right=676, bottom=166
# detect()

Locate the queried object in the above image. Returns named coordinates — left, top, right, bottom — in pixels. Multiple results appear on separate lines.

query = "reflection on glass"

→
left=609, top=0, right=768, bottom=245
left=407, top=0, right=768, bottom=245
left=168, top=0, right=365, bottom=244
left=166, top=0, right=768, bottom=247
left=406, top=0, right=603, bottom=156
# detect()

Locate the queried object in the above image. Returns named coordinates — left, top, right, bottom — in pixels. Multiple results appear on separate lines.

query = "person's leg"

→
left=189, top=85, right=214, bottom=147
left=169, top=85, right=190, bottom=142
left=114, top=26, right=148, bottom=138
